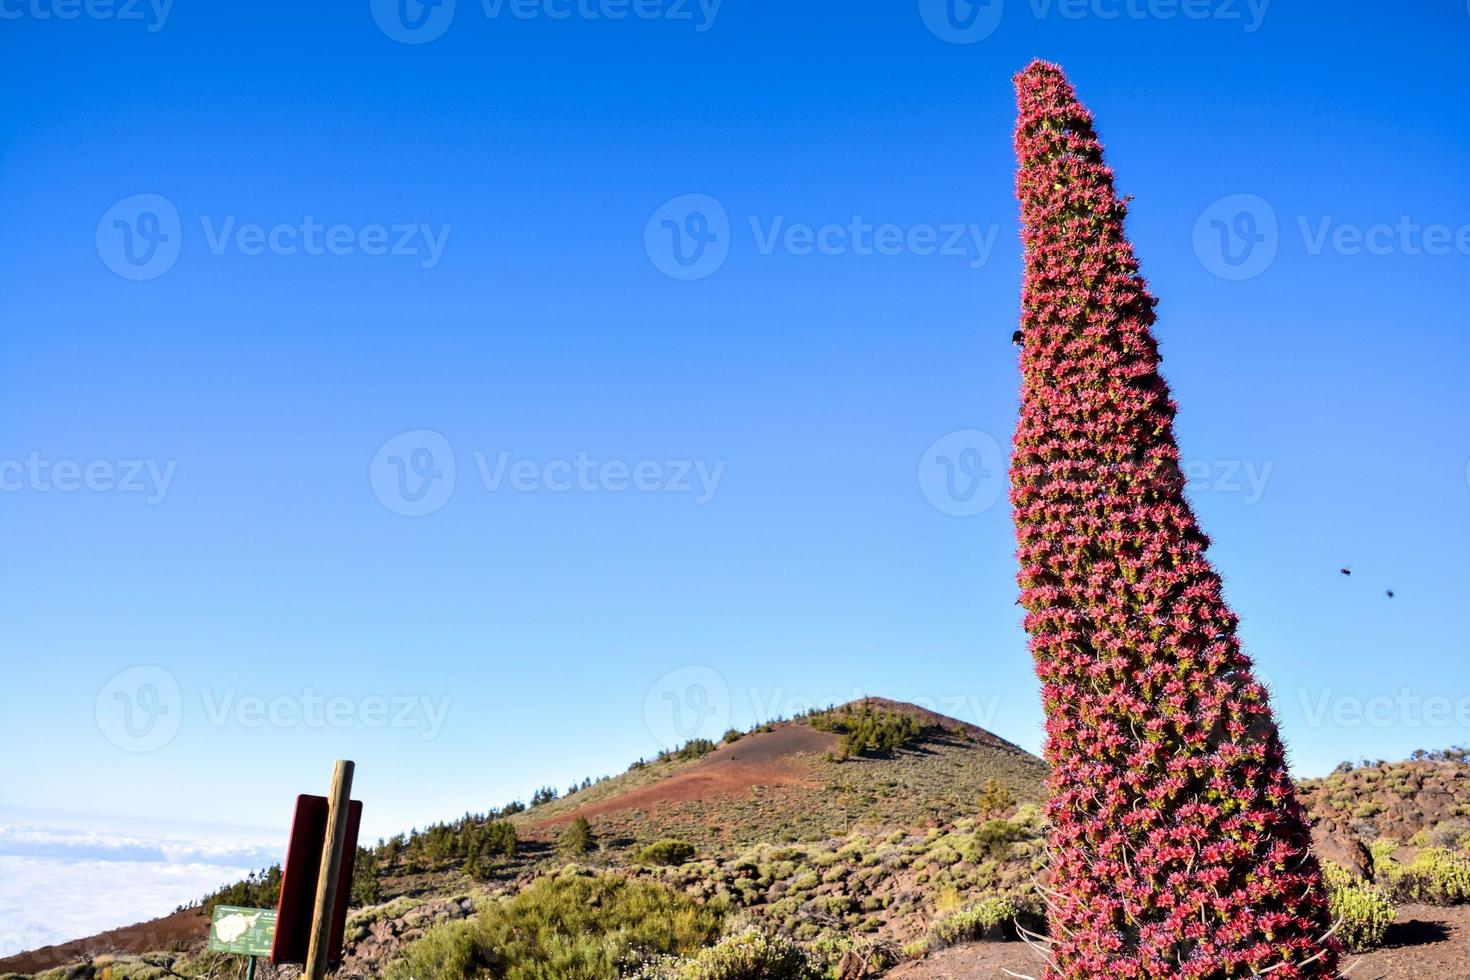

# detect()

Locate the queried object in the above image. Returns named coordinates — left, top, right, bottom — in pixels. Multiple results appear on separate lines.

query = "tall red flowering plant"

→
left=1009, top=61, right=1339, bottom=979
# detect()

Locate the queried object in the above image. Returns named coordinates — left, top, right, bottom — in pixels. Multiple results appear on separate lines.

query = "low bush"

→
left=559, top=816, right=596, bottom=857
left=1390, top=847, right=1470, bottom=905
left=639, top=839, right=698, bottom=867
left=971, top=819, right=1030, bottom=860
left=928, top=894, right=1040, bottom=946
left=385, top=918, right=484, bottom=980
left=385, top=872, right=724, bottom=980
left=1323, top=863, right=1395, bottom=953
left=648, top=928, right=820, bottom=980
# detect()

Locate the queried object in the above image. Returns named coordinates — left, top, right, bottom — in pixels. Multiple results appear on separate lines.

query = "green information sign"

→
left=208, top=906, right=277, bottom=958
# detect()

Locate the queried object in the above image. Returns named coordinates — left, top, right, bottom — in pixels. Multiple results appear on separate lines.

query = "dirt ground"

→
left=885, top=904, right=1470, bottom=980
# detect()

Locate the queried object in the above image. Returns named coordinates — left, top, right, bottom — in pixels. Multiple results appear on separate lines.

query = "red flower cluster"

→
left=1009, top=61, right=1339, bottom=978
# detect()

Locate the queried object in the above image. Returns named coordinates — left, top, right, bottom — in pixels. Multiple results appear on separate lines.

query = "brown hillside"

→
left=516, top=698, right=1046, bottom=850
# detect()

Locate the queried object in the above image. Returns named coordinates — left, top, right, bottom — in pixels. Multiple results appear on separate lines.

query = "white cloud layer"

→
left=0, top=818, right=285, bottom=960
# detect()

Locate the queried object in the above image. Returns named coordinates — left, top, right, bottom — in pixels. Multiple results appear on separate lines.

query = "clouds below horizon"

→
left=0, top=821, right=285, bottom=960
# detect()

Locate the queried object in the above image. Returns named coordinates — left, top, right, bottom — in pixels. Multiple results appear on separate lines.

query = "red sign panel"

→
left=271, top=794, right=362, bottom=967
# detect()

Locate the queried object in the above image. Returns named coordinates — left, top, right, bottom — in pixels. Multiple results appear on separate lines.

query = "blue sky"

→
left=2, top=0, right=1469, bottom=951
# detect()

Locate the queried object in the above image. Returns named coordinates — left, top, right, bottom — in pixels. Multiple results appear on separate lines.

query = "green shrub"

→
left=1369, top=838, right=1401, bottom=873
left=651, top=928, right=821, bottom=980
left=385, top=872, right=724, bottom=980
left=928, top=895, right=1039, bottom=946
left=385, top=918, right=485, bottom=980
left=972, top=819, right=1031, bottom=860
left=1323, top=863, right=1394, bottom=953
left=1426, top=822, right=1470, bottom=850
left=638, top=839, right=697, bottom=867
left=559, top=816, right=595, bottom=857
left=976, top=779, right=1015, bottom=817
left=1391, top=847, right=1470, bottom=905
left=901, top=938, right=929, bottom=960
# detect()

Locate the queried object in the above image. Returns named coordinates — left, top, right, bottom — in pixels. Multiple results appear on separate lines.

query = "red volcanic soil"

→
left=0, top=908, right=206, bottom=975
left=534, top=721, right=837, bottom=828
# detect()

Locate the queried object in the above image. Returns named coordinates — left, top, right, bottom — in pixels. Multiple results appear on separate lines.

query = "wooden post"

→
left=304, top=759, right=354, bottom=980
